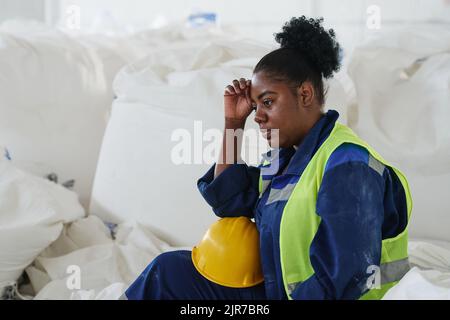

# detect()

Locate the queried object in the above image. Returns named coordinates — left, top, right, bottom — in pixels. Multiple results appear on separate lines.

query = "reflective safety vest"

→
left=258, top=122, right=413, bottom=300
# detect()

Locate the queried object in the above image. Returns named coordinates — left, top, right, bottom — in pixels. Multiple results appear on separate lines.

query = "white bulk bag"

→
left=0, top=157, right=85, bottom=291
left=0, top=23, right=140, bottom=207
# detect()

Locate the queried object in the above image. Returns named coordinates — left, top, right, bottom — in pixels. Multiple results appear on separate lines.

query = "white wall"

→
left=2, top=0, right=449, bottom=50
left=0, top=0, right=47, bottom=23
left=44, top=0, right=450, bottom=55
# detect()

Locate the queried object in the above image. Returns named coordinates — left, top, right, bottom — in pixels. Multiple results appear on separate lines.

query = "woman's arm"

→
left=197, top=78, right=260, bottom=218
left=214, top=78, right=254, bottom=178
left=198, top=163, right=260, bottom=218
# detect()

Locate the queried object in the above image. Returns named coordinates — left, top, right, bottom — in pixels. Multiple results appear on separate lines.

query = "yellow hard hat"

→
left=191, top=216, right=264, bottom=288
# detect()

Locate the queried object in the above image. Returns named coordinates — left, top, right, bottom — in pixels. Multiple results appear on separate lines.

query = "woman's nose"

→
left=253, top=106, right=266, bottom=124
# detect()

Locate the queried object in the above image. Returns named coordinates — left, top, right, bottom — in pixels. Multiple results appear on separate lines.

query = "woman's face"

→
left=250, top=71, right=311, bottom=148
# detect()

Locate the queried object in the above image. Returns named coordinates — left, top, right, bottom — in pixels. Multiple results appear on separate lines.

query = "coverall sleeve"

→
left=197, top=163, right=260, bottom=218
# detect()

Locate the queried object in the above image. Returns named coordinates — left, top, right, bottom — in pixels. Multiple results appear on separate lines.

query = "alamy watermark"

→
left=65, top=5, right=81, bottom=30
left=366, top=265, right=381, bottom=290
left=66, top=264, right=81, bottom=290
left=366, top=5, right=381, bottom=30
left=170, top=121, right=280, bottom=174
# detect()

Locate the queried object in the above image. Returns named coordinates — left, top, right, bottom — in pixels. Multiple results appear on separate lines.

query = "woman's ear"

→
left=296, top=81, right=315, bottom=108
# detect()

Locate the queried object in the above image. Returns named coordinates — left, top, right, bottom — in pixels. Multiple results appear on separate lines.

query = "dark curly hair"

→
left=254, top=16, right=342, bottom=105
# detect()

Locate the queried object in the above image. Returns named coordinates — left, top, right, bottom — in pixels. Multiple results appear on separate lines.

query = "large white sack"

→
left=30, top=216, right=170, bottom=299
left=90, top=100, right=223, bottom=247
left=0, top=157, right=85, bottom=291
left=347, top=25, right=450, bottom=242
left=383, top=267, right=450, bottom=300
left=0, top=22, right=146, bottom=208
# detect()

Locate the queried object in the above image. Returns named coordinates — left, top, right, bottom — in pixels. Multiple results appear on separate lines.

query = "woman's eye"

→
left=263, top=99, right=273, bottom=107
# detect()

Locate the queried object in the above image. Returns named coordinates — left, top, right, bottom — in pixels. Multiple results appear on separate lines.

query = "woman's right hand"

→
left=224, top=78, right=254, bottom=122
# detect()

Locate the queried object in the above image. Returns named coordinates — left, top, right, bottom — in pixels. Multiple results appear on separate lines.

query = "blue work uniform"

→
left=124, top=109, right=407, bottom=300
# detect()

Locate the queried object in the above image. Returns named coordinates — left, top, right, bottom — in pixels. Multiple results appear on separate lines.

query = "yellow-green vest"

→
left=258, top=122, right=412, bottom=300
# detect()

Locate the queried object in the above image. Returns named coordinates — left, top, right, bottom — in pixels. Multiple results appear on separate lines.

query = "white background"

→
left=1, top=0, right=450, bottom=51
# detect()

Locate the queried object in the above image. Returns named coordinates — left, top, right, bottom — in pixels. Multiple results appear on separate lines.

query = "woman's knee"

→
left=147, top=250, right=191, bottom=274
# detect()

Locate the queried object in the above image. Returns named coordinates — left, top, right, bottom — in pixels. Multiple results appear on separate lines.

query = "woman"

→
left=124, top=16, right=412, bottom=300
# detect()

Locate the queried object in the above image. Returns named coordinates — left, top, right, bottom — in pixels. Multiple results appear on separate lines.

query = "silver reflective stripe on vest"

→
left=287, top=281, right=301, bottom=295
left=286, top=258, right=410, bottom=297
left=368, top=154, right=385, bottom=176
left=380, top=258, right=410, bottom=285
left=266, top=183, right=297, bottom=205
left=259, top=179, right=271, bottom=198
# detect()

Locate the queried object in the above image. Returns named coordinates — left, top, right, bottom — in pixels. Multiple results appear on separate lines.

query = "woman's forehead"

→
left=251, top=71, right=271, bottom=86
left=251, top=72, right=286, bottom=99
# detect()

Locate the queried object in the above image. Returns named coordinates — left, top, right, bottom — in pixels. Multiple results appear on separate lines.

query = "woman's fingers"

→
left=245, top=79, right=251, bottom=95
left=232, top=79, right=241, bottom=94
left=239, top=78, right=246, bottom=90
left=225, top=85, right=236, bottom=95
left=225, top=79, right=250, bottom=96
left=245, top=80, right=253, bottom=107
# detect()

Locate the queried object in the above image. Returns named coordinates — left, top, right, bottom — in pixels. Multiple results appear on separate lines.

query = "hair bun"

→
left=274, top=16, right=342, bottom=79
